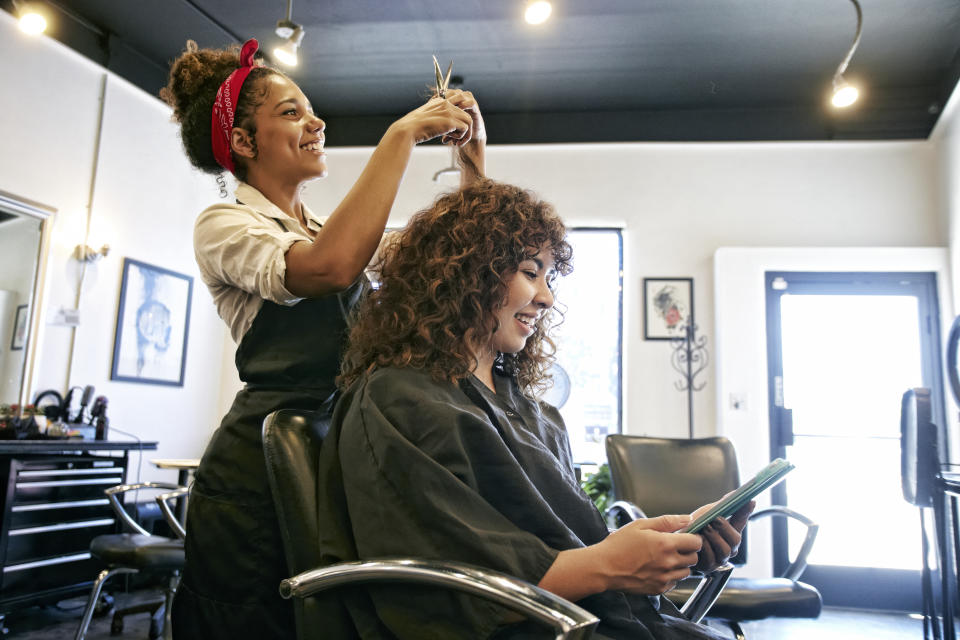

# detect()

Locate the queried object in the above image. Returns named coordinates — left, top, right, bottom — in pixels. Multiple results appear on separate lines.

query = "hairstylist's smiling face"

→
left=491, top=245, right=557, bottom=356
left=250, top=74, right=327, bottom=181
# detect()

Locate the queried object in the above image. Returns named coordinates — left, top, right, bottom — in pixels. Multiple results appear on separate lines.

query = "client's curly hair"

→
left=338, top=179, right=573, bottom=395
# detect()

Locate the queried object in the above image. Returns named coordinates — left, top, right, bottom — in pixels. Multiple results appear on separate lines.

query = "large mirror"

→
left=0, top=190, right=54, bottom=407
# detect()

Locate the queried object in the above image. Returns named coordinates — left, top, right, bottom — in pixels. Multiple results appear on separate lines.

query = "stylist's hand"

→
left=441, top=89, right=486, bottom=146
left=690, top=499, right=755, bottom=574
left=391, top=96, right=474, bottom=146
left=598, top=514, right=703, bottom=595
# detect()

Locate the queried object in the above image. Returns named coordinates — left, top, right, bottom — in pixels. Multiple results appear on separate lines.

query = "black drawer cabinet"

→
left=0, top=455, right=125, bottom=608
left=0, top=441, right=156, bottom=624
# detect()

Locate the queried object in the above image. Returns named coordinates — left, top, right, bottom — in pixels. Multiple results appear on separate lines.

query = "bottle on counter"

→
left=91, top=396, right=109, bottom=441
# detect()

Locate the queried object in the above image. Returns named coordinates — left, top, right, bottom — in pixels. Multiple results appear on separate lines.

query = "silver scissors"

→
left=432, top=55, right=453, bottom=98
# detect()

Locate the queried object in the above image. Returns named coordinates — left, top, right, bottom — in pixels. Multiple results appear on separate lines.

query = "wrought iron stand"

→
left=671, top=323, right=709, bottom=438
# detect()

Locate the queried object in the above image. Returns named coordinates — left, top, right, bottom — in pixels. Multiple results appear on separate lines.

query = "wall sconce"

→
left=13, top=0, right=47, bottom=35
left=830, top=0, right=863, bottom=108
left=73, top=244, right=110, bottom=263
left=273, top=0, right=305, bottom=67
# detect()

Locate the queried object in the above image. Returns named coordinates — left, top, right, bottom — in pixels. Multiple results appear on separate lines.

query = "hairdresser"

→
left=161, top=38, right=485, bottom=638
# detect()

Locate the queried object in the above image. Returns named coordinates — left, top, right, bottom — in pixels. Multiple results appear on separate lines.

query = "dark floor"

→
left=2, top=589, right=162, bottom=640
left=0, top=596, right=934, bottom=639
left=738, top=607, right=927, bottom=639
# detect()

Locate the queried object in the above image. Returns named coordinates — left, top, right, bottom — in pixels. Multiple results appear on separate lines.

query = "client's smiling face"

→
left=490, top=244, right=557, bottom=356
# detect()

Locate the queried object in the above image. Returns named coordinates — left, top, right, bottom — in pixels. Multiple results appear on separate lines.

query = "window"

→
left=547, top=229, right=623, bottom=464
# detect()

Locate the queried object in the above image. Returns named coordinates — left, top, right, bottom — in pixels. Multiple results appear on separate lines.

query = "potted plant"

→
left=580, top=463, right=613, bottom=514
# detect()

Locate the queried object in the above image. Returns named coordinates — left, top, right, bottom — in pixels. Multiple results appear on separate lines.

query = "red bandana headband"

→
left=211, top=38, right=260, bottom=174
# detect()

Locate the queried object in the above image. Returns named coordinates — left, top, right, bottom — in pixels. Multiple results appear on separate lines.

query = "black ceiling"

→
left=6, top=0, right=960, bottom=146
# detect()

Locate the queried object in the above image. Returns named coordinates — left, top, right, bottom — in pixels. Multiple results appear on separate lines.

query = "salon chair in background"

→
left=262, top=409, right=736, bottom=639
left=605, top=434, right=822, bottom=640
left=74, top=482, right=186, bottom=640
left=901, top=387, right=956, bottom=640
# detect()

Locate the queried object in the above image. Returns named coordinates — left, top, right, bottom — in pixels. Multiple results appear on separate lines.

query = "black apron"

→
left=172, top=276, right=365, bottom=639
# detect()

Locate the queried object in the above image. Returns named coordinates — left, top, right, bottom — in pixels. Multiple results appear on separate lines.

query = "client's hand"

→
left=689, top=499, right=755, bottom=574
left=599, top=515, right=703, bottom=595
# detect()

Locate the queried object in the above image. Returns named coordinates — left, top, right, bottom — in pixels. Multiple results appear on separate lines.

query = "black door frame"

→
left=764, top=270, right=947, bottom=610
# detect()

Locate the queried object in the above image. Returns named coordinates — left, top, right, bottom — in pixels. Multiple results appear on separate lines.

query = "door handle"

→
left=776, top=407, right=794, bottom=448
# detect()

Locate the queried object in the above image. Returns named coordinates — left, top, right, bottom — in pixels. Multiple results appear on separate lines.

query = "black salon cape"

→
left=316, top=367, right=728, bottom=640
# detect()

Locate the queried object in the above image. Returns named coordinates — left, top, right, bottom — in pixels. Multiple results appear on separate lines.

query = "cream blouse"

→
left=193, top=182, right=326, bottom=343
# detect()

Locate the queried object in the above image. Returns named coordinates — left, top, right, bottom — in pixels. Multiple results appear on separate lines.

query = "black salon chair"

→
left=605, top=434, right=822, bottom=640
left=74, top=482, right=185, bottom=640
left=947, top=315, right=960, bottom=414
left=901, top=388, right=953, bottom=639
left=262, top=409, right=732, bottom=640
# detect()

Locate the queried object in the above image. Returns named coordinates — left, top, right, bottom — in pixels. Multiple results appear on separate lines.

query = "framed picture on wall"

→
left=643, top=277, right=693, bottom=340
left=111, top=258, right=193, bottom=386
left=10, top=304, right=28, bottom=351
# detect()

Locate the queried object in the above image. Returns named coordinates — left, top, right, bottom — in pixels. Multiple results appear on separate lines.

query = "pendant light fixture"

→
left=274, top=0, right=304, bottom=67
left=830, top=0, right=863, bottom=108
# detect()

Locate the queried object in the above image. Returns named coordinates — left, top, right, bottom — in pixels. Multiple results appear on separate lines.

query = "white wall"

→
left=0, top=12, right=230, bottom=482
left=932, top=77, right=960, bottom=312
left=303, top=139, right=944, bottom=438
left=0, top=13, right=103, bottom=403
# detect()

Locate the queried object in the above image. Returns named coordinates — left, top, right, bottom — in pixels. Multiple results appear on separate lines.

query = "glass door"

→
left=765, top=271, right=946, bottom=610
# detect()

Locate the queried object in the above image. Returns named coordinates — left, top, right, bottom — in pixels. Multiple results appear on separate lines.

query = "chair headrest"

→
left=901, top=388, right=937, bottom=507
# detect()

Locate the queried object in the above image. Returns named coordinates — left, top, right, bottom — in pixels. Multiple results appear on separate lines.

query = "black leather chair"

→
left=946, top=315, right=960, bottom=413
left=262, top=409, right=732, bottom=640
left=74, top=482, right=185, bottom=640
left=605, top=434, right=822, bottom=640
left=901, top=387, right=953, bottom=640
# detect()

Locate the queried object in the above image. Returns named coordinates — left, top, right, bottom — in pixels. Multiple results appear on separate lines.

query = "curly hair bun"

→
left=161, top=40, right=239, bottom=124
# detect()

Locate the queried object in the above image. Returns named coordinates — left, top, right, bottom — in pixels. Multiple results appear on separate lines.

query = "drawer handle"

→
left=9, top=518, right=115, bottom=536
left=12, top=499, right=111, bottom=512
left=18, top=468, right=121, bottom=478
left=4, top=552, right=92, bottom=573
left=16, top=478, right=122, bottom=489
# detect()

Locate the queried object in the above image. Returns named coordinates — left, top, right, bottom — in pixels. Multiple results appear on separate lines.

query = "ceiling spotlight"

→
left=831, top=79, right=859, bottom=108
left=274, top=25, right=304, bottom=66
left=273, top=0, right=304, bottom=67
left=524, top=1, right=552, bottom=25
left=830, top=0, right=863, bottom=108
left=14, top=1, right=47, bottom=35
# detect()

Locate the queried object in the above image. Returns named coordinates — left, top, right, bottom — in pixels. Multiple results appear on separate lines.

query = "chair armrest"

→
left=280, top=558, right=600, bottom=640
left=604, top=500, right=646, bottom=530
left=678, top=562, right=734, bottom=623
left=748, top=505, right=819, bottom=581
left=155, top=487, right=190, bottom=541
left=104, top=482, right=183, bottom=536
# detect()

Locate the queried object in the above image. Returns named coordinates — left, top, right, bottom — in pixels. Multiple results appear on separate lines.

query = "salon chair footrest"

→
left=667, top=576, right=822, bottom=621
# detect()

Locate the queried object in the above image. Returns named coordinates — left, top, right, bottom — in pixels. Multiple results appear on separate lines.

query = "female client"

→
left=317, top=180, right=751, bottom=639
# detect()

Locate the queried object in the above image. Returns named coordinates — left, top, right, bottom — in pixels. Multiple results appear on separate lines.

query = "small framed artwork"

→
left=10, top=304, right=29, bottom=351
left=111, top=258, right=193, bottom=386
left=643, top=278, right=693, bottom=340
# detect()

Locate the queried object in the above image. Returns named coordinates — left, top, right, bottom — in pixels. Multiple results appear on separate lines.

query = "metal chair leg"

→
left=74, top=566, right=138, bottom=640
left=162, top=572, right=180, bottom=640
left=726, top=620, right=745, bottom=640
